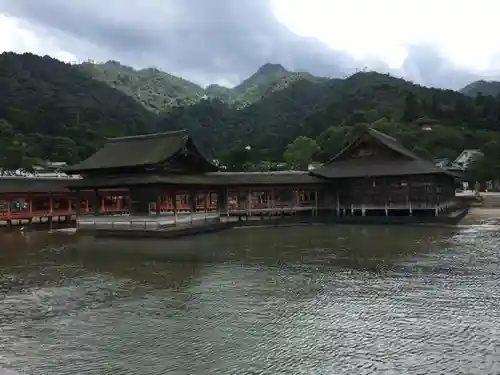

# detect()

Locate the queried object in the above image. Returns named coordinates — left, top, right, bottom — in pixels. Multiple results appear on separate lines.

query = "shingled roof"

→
left=65, top=130, right=217, bottom=173
left=311, top=127, right=457, bottom=179
left=67, top=171, right=325, bottom=189
left=0, top=177, right=71, bottom=194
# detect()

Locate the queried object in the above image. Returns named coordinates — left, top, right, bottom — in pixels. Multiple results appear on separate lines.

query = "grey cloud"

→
left=0, top=0, right=358, bottom=86
left=0, top=0, right=494, bottom=88
left=399, top=44, right=479, bottom=90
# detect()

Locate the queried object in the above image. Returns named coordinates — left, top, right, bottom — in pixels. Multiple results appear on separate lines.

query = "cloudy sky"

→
left=0, top=0, right=499, bottom=89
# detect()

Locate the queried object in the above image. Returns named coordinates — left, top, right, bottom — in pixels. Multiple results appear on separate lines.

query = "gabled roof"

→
left=65, top=130, right=217, bottom=173
left=311, top=127, right=458, bottom=179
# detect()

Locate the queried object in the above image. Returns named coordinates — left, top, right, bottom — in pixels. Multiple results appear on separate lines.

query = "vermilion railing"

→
left=0, top=192, right=318, bottom=220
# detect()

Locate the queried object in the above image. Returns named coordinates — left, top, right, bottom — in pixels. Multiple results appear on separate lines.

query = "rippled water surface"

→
left=1, top=220, right=499, bottom=374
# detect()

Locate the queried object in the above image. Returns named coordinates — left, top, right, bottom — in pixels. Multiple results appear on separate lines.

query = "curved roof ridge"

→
left=107, top=129, right=187, bottom=143
left=368, top=127, right=397, bottom=142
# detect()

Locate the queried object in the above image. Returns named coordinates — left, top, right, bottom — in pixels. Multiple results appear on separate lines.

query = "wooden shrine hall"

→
left=63, top=127, right=461, bottom=224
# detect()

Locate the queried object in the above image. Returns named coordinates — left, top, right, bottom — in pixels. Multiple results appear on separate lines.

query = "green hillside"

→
left=156, top=71, right=500, bottom=179
left=78, top=60, right=205, bottom=112
left=79, top=61, right=327, bottom=111
left=460, top=80, right=500, bottom=98
left=3, top=52, right=500, bottom=182
left=0, top=52, right=155, bottom=168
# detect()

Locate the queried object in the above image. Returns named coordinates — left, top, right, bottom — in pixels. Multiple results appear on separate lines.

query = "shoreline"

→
left=3, top=207, right=500, bottom=236
left=460, top=207, right=500, bottom=224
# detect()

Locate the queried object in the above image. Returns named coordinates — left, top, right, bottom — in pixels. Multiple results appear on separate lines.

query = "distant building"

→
left=434, top=158, right=450, bottom=169
left=434, top=149, right=484, bottom=181
left=453, top=149, right=484, bottom=170
left=415, top=117, right=438, bottom=131
left=307, top=162, right=322, bottom=171
left=32, top=161, right=70, bottom=178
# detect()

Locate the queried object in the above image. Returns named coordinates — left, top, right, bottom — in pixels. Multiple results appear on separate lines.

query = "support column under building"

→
left=129, top=187, right=153, bottom=217
left=188, top=189, right=196, bottom=225
left=216, top=187, right=228, bottom=219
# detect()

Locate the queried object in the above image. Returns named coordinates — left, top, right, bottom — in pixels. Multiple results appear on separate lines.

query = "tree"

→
left=371, top=118, right=399, bottom=136
left=219, top=145, right=253, bottom=171
left=316, top=126, right=349, bottom=161
left=411, top=146, right=433, bottom=160
left=284, top=136, right=319, bottom=170
left=402, top=92, right=420, bottom=122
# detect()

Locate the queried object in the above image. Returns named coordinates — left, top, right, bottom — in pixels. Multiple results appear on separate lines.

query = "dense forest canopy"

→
left=78, top=60, right=327, bottom=111
left=460, top=80, right=500, bottom=98
left=1, top=52, right=500, bottom=181
left=0, top=52, right=155, bottom=168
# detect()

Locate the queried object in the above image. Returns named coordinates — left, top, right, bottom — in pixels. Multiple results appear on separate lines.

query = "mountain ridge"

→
left=2, top=51, right=500, bottom=182
left=80, top=59, right=494, bottom=112
left=460, top=80, right=500, bottom=98
left=77, top=60, right=329, bottom=111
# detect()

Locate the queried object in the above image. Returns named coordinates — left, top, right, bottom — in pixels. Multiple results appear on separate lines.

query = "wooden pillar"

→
left=93, top=189, right=99, bottom=216
left=216, top=187, right=227, bottom=218
left=336, top=189, right=340, bottom=216
left=74, top=190, right=81, bottom=218
left=188, top=190, right=196, bottom=224
left=6, top=198, right=11, bottom=218
left=155, top=191, right=161, bottom=216
left=271, top=188, right=276, bottom=210
left=172, top=191, right=177, bottom=225
left=314, top=189, right=319, bottom=217
left=248, top=188, right=252, bottom=217
left=204, top=191, right=208, bottom=223
left=408, top=179, right=412, bottom=216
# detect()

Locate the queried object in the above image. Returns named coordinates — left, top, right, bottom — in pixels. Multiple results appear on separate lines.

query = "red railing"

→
left=0, top=191, right=317, bottom=219
left=151, top=203, right=218, bottom=213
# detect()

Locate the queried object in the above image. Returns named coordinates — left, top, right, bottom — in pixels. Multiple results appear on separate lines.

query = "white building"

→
left=453, top=149, right=484, bottom=170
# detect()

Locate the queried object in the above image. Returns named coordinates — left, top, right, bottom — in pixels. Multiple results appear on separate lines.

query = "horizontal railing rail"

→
left=77, top=212, right=221, bottom=231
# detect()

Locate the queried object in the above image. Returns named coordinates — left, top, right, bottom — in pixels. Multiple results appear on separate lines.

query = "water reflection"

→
left=0, top=223, right=499, bottom=374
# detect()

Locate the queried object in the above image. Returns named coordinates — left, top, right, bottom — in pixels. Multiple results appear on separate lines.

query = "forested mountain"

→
left=78, top=61, right=205, bottom=111
left=460, top=80, right=500, bottom=98
left=0, top=52, right=155, bottom=168
left=79, top=61, right=326, bottom=111
left=2, top=51, right=500, bottom=181
left=156, top=71, right=500, bottom=178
